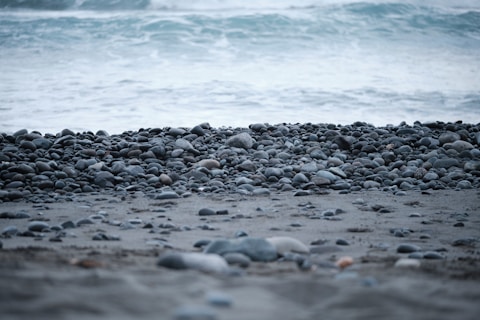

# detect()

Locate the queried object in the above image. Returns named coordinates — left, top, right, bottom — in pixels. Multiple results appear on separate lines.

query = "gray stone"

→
left=28, top=221, right=50, bottom=232
left=155, top=191, right=179, bottom=199
left=397, top=244, right=421, bottom=253
left=199, top=208, right=216, bottom=216
left=204, top=237, right=278, bottom=262
left=226, top=132, right=254, bottom=149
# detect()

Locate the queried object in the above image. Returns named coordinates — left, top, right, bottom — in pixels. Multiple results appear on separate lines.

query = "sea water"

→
left=1, top=0, right=479, bottom=134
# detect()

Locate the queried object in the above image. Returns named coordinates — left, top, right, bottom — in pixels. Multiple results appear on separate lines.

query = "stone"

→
left=223, top=253, right=251, bottom=268
left=266, top=236, right=309, bottom=254
left=197, top=159, right=221, bottom=169
left=155, top=191, right=179, bottom=199
left=396, top=244, right=421, bottom=253
left=199, top=208, right=216, bottom=216
left=157, top=252, right=229, bottom=273
left=394, top=258, right=421, bottom=268
left=28, top=221, right=50, bottom=232
left=226, top=132, right=253, bottom=149
left=204, top=237, right=277, bottom=262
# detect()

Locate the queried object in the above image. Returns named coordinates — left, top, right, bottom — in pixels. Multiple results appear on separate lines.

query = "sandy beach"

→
left=1, top=188, right=479, bottom=320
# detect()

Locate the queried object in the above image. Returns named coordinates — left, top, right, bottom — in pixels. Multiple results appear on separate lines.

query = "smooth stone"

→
left=193, top=239, right=212, bottom=248
left=397, top=244, right=421, bottom=253
left=433, top=158, right=460, bottom=169
left=157, top=252, right=229, bottom=273
left=226, top=132, right=254, bottom=150
left=2, top=225, right=18, bottom=236
left=223, top=253, right=251, bottom=268
left=315, top=170, right=338, bottom=182
left=92, top=233, right=120, bottom=241
left=197, top=159, right=221, bottom=170
left=266, top=236, right=309, bottom=254
left=395, top=258, right=421, bottom=268
left=423, top=251, right=444, bottom=260
left=199, top=208, right=216, bottom=216
left=28, top=221, right=50, bottom=232
left=155, top=191, right=179, bottom=199
left=61, top=221, right=76, bottom=229
left=76, top=218, right=95, bottom=226
left=204, top=237, right=277, bottom=262
left=336, top=239, right=350, bottom=246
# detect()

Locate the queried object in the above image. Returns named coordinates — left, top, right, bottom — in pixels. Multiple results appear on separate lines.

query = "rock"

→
left=92, top=233, right=120, bottom=241
left=197, top=159, right=221, bottom=170
left=199, top=208, right=216, bottom=216
left=396, top=244, right=421, bottom=253
left=94, top=171, right=115, bottom=188
left=155, top=191, right=179, bottom=199
left=157, top=252, right=229, bottom=273
left=28, top=221, right=50, bottom=232
left=433, top=158, right=460, bottom=169
left=336, top=239, right=350, bottom=246
left=226, top=132, right=253, bottom=149
left=266, top=236, right=309, bottom=254
left=2, top=225, right=18, bottom=236
left=204, top=237, right=277, bottom=262
left=423, top=251, right=444, bottom=260
left=223, top=253, right=251, bottom=268
left=395, top=258, right=421, bottom=268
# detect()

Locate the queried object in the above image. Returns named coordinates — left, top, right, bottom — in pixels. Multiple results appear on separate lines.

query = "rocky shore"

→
left=1, top=121, right=479, bottom=320
left=1, top=121, right=479, bottom=202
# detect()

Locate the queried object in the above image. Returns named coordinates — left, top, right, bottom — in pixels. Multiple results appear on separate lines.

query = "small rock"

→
left=397, top=244, right=421, bottom=253
left=198, top=208, right=216, bottom=216
left=157, top=252, right=229, bottom=273
left=28, top=221, right=50, bottom=232
left=394, top=258, right=421, bottom=268
left=266, top=236, right=309, bottom=254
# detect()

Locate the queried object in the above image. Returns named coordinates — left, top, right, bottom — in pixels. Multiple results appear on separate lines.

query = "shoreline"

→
left=1, top=121, right=479, bottom=203
left=1, top=121, right=479, bottom=319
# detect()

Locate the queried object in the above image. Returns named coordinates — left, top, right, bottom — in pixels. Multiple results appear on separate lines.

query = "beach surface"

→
left=1, top=189, right=479, bottom=320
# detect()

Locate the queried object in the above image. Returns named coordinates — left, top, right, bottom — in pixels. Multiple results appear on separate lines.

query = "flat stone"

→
left=28, top=221, right=50, bottom=232
left=397, top=243, right=421, bottom=253
left=204, top=237, right=277, bottom=262
left=266, top=236, right=309, bottom=254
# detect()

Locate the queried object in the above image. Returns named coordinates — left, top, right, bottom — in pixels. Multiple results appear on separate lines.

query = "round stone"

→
left=397, top=244, right=421, bottom=253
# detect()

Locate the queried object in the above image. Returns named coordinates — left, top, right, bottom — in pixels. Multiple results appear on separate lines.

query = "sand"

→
left=1, top=189, right=479, bottom=320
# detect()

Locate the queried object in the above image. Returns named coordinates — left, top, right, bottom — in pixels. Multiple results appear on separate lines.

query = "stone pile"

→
left=0, top=121, right=479, bottom=202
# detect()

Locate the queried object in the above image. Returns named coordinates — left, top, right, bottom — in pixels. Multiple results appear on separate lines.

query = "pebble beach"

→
left=1, top=121, right=479, bottom=319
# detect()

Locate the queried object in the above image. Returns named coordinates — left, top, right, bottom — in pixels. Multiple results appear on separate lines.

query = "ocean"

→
left=1, top=0, right=479, bottom=134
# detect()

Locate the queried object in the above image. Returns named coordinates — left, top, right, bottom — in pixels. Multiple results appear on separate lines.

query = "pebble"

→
left=27, top=221, right=50, bottom=232
left=92, top=233, right=120, bottom=241
left=223, top=253, right=251, bottom=268
left=157, top=252, right=229, bottom=273
left=266, top=236, right=309, bottom=254
left=395, top=258, right=421, bottom=268
left=0, top=122, right=478, bottom=203
left=204, top=237, right=278, bottom=262
left=397, top=244, right=421, bottom=253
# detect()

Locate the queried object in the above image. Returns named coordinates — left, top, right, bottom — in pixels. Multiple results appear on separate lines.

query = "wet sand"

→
left=1, top=189, right=479, bottom=320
